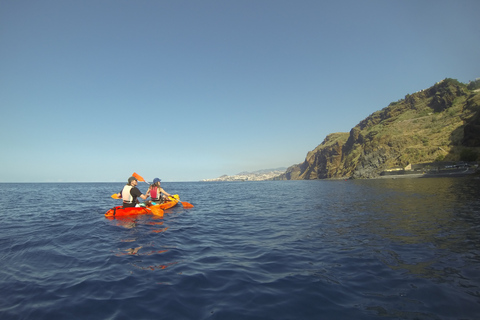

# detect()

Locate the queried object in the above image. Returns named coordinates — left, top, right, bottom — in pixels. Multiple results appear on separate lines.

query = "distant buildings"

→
left=202, top=170, right=285, bottom=182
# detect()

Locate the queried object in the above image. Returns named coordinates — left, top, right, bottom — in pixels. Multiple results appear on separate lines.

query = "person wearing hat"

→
left=117, top=176, right=148, bottom=208
left=146, top=178, right=173, bottom=204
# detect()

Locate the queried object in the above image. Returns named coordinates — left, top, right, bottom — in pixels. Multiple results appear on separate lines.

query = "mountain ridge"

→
left=276, top=78, right=480, bottom=180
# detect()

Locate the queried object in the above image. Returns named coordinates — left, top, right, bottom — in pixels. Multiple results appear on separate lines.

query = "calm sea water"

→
left=1, top=178, right=479, bottom=320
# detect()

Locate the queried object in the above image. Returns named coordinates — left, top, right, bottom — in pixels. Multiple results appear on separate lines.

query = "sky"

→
left=1, top=0, right=479, bottom=182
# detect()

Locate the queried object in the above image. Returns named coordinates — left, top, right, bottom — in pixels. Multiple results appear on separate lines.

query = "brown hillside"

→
left=277, top=78, right=480, bottom=180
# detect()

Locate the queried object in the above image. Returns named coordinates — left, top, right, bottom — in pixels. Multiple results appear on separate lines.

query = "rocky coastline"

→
left=275, top=78, right=480, bottom=181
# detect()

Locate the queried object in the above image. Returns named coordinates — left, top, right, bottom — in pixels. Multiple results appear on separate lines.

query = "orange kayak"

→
left=105, top=206, right=152, bottom=217
left=105, top=195, right=180, bottom=217
left=150, top=194, right=180, bottom=211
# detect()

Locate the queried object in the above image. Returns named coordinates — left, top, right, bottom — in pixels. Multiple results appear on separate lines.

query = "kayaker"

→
left=146, top=178, right=173, bottom=204
left=117, top=176, right=148, bottom=208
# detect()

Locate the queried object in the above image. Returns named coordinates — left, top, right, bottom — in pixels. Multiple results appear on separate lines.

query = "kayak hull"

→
left=105, top=195, right=180, bottom=217
left=105, top=206, right=152, bottom=217
left=151, top=195, right=179, bottom=210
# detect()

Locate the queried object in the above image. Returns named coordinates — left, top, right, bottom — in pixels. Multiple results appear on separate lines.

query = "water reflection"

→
left=319, top=178, right=480, bottom=280
left=350, top=178, right=474, bottom=244
left=106, top=211, right=179, bottom=272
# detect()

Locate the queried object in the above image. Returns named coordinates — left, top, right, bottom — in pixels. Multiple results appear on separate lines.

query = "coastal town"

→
left=202, top=168, right=286, bottom=182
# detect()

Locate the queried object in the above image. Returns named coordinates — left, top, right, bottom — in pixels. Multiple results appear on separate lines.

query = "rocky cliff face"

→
left=276, top=78, right=480, bottom=180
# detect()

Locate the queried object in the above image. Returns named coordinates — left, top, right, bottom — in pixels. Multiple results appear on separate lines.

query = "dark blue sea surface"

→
left=1, top=178, right=480, bottom=319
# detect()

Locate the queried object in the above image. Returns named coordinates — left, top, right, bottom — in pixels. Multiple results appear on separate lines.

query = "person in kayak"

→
left=117, top=176, right=148, bottom=208
left=146, top=178, right=173, bottom=204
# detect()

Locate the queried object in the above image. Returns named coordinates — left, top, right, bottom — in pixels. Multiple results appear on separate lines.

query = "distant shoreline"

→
left=317, top=168, right=479, bottom=181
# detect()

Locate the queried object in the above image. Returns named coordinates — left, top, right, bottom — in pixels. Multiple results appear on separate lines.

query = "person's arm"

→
left=145, top=186, right=152, bottom=197
left=132, top=187, right=148, bottom=201
left=160, top=187, right=172, bottom=198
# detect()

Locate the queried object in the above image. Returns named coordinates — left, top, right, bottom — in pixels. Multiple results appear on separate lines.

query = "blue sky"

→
left=1, top=0, right=479, bottom=182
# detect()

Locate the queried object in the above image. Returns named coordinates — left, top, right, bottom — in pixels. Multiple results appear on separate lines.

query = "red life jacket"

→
left=150, top=186, right=161, bottom=201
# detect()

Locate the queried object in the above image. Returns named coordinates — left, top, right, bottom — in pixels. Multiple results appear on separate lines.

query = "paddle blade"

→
left=111, top=193, right=121, bottom=199
left=181, top=201, right=194, bottom=208
left=150, top=206, right=164, bottom=217
left=132, top=172, right=146, bottom=182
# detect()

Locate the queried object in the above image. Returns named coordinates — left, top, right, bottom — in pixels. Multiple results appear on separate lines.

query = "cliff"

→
left=276, top=78, right=480, bottom=180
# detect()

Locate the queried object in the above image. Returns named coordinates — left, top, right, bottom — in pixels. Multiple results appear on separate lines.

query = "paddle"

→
left=134, top=172, right=194, bottom=208
left=149, top=206, right=164, bottom=216
left=132, top=172, right=149, bottom=184
left=168, top=194, right=194, bottom=208
left=180, top=200, right=194, bottom=208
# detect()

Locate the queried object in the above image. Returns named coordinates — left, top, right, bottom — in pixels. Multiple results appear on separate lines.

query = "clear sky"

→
left=1, top=0, right=479, bottom=182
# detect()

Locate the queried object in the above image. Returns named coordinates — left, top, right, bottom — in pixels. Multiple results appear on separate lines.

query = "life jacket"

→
left=122, top=185, right=134, bottom=204
left=150, top=186, right=161, bottom=201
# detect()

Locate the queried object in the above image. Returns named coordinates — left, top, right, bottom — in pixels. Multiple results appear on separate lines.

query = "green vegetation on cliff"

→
left=277, top=78, right=480, bottom=180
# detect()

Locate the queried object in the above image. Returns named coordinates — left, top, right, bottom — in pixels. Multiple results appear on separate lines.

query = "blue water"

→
left=1, top=178, right=480, bottom=319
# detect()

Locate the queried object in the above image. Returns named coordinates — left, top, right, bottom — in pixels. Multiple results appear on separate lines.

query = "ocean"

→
left=1, top=177, right=479, bottom=319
